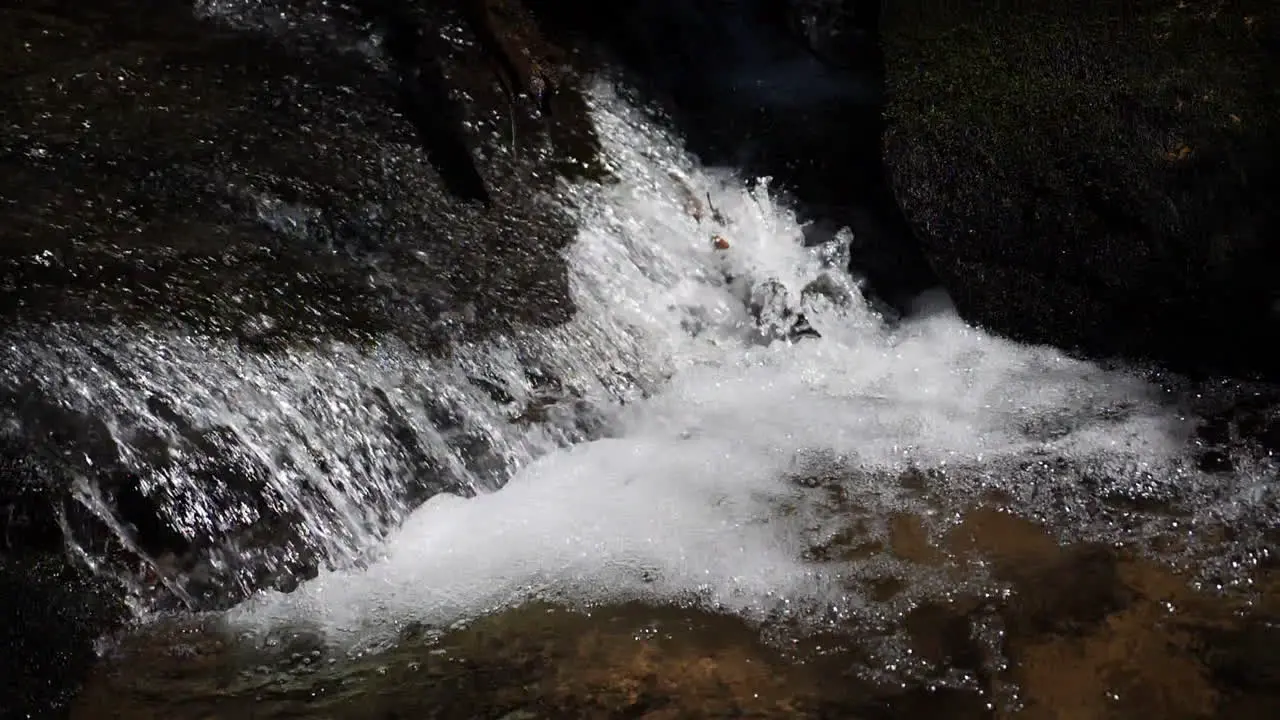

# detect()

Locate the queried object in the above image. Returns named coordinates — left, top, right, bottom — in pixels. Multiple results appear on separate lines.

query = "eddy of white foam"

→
left=227, top=81, right=1190, bottom=643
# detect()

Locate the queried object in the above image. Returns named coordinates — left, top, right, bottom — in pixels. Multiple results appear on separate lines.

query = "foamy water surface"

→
left=224, top=83, right=1218, bottom=646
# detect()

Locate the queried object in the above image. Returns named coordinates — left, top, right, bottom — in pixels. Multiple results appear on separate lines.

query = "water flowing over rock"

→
left=0, top=0, right=940, bottom=619
left=0, top=0, right=607, bottom=585
left=2, top=0, right=608, bottom=710
left=4, top=1, right=1280, bottom=717
left=878, top=0, right=1280, bottom=379
left=524, top=0, right=938, bottom=310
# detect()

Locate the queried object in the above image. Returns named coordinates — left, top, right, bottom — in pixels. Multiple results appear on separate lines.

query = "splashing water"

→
left=221, top=82, right=1251, bottom=648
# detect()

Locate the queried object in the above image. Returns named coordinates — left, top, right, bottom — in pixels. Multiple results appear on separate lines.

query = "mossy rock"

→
left=882, top=0, right=1280, bottom=377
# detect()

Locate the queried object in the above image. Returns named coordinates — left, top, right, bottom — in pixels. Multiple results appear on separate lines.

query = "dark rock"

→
left=1197, top=449, right=1234, bottom=473
left=0, top=0, right=603, bottom=352
left=1196, top=618, right=1280, bottom=705
left=1176, top=378, right=1280, bottom=456
left=0, top=554, right=128, bottom=719
left=880, top=0, right=1280, bottom=379
left=784, top=0, right=881, bottom=70
left=0, top=383, right=295, bottom=610
left=0, top=389, right=129, bottom=559
left=0, top=0, right=608, bottom=613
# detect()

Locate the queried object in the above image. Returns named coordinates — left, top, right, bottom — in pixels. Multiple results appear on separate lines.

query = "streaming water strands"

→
left=0, top=78, right=859, bottom=609
left=4, top=80, right=1276, bottom=640
left=219, top=83, right=1276, bottom=647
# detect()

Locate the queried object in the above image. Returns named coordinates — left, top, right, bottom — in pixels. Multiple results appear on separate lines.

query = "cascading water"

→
left=5, top=60, right=1273, bottom=636
left=0, top=74, right=679, bottom=609
left=200, top=82, right=1275, bottom=651
left=9, top=2, right=1280, bottom=717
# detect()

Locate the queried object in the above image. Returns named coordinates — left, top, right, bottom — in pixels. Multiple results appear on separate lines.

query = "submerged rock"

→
left=69, top=510, right=1280, bottom=718
left=879, top=0, right=1280, bottom=379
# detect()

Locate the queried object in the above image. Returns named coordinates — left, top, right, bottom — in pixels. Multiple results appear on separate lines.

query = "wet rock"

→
left=0, top=554, right=128, bottom=719
left=783, top=0, right=879, bottom=70
left=947, top=509, right=1134, bottom=638
left=74, top=602, right=978, bottom=719
left=65, top=506, right=1280, bottom=718
left=455, top=0, right=604, bottom=181
left=0, top=388, right=135, bottom=560
left=1174, top=378, right=1280, bottom=458
left=0, top=384, right=318, bottom=611
left=880, top=0, right=1280, bottom=379
left=0, top=0, right=602, bottom=351
left=1197, top=449, right=1234, bottom=473
left=1197, top=620, right=1280, bottom=697
left=748, top=278, right=822, bottom=344
left=0, top=0, right=611, bottom=611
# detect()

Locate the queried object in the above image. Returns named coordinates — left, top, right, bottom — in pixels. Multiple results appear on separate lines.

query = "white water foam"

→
left=225, top=81, right=1199, bottom=644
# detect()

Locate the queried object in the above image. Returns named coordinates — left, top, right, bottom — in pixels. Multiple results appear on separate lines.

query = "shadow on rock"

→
left=880, top=0, right=1280, bottom=380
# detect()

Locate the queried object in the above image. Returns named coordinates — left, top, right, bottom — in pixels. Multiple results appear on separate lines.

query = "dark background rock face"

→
left=879, top=0, right=1280, bottom=379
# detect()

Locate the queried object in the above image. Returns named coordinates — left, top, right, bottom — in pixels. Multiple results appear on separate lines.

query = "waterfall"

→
left=213, top=83, right=1273, bottom=649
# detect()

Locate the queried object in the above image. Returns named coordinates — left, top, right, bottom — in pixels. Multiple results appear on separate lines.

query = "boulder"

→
left=1, top=0, right=611, bottom=705
left=0, top=0, right=607, bottom=619
left=880, top=0, right=1280, bottom=378
left=0, top=0, right=603, bottom=352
